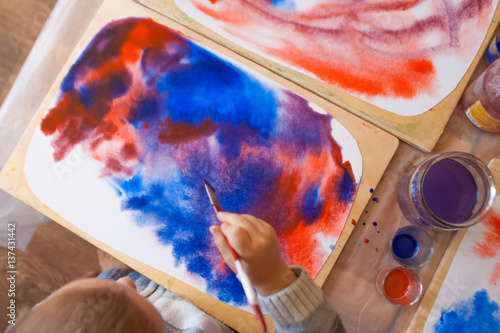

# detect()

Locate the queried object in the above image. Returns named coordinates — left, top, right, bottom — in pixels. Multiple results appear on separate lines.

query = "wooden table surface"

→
left=1, top=1, right=499, bottom=332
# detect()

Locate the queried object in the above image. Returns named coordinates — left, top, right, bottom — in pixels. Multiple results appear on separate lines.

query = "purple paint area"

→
left=392, top=233, right=418, bottom=259
left=423, top=159, right=478, bottom=223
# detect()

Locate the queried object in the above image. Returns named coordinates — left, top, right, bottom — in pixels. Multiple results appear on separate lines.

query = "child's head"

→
left=8, top=277, right=164, bottom=333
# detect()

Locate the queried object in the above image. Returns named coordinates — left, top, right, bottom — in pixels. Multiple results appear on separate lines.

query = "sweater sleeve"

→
left=97, top=270, right=160, bottom=299
left=96, top=268, right=129, bottom=281
left=258, top=266, right=345, bottom=333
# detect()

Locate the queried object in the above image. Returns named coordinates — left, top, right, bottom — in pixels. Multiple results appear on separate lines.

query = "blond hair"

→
left=6, top=281, right=162, bottom=333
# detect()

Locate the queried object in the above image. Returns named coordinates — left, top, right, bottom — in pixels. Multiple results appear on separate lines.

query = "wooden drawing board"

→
left=137, top=0, right=500, bottom=152
left=407, top=158, right=500, bottom=332
left=0, top=0, right=398, bottom=331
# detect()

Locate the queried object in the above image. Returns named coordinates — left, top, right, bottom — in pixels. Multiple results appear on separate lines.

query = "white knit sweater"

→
left=98, top=266, right=345, bottom=333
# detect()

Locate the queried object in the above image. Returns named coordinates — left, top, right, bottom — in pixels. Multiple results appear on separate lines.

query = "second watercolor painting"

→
left=175, top=0, right=499, bottom=116
left=24, top=17, right=362, bottom=308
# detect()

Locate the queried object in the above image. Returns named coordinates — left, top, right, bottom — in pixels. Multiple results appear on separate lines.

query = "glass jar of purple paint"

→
left=398, top=152, right=496, bottom=230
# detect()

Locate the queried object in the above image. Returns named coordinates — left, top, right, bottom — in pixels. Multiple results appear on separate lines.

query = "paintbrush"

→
left=203, top=179, right=267, bottom=332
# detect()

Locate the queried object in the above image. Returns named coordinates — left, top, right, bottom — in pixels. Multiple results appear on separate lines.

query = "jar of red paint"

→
left=398, top=152, right=496, bottom=230
left=376, top=267, right=422, bottom=306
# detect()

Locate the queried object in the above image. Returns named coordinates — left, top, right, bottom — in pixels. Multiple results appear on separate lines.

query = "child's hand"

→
left=210, top=212, right=296, bottom=296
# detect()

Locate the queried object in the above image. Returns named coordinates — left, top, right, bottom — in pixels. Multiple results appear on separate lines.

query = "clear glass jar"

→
left=397, top=152, right=496, bottom=230
left=390, top=225, right=433, bottom=267
left=485, top=31, right=500, bottom=64
left=461, top=59, right=500, bottom=132
left=375, top=267, right=422, bottom=306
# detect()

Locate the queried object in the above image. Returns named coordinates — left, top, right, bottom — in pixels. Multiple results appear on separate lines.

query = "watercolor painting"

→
left=174, top=0, right=499, bottom=116
left=23, top=17, right=362, bottom=308
left=424, top=197, right=500, bottom=332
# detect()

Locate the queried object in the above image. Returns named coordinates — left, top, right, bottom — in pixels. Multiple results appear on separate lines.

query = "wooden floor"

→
left=0, top=223, right=101, bottom=330
left=0, top=0, right=56, bottom=104
left=0, top=1, right=101, bottom=330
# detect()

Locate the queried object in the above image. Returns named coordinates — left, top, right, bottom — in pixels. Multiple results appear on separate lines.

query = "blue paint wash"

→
left=339, top=171, right=356, bottom=202
left=303, top=185, right=325, bottom=224
left=128, top=97, right=160, bottom=126
left=155, top=41, right=279, bottom=139
left=434, top=289, right=500, bottom=333
left=392, top=233, right=418, bottom=259
left=272, top=0, right=297, bottom=11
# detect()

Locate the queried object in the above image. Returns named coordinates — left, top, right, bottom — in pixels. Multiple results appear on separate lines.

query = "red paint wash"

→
left=193, top=0, right=493, bottom=102
left=384, top=269, right=410, bottom=300
left=271, top=45, right=434, bottom=98
left=491, top=264, right=500, bottom=286
left=473, top=212, right=500, bottom=259
left=271, top=142, right=355, bottom=278
left=473, top=211, right=500, bottom=286
left=157, top=118, right=217, bottom=144
left=121, top=143, right=138, bottom=160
